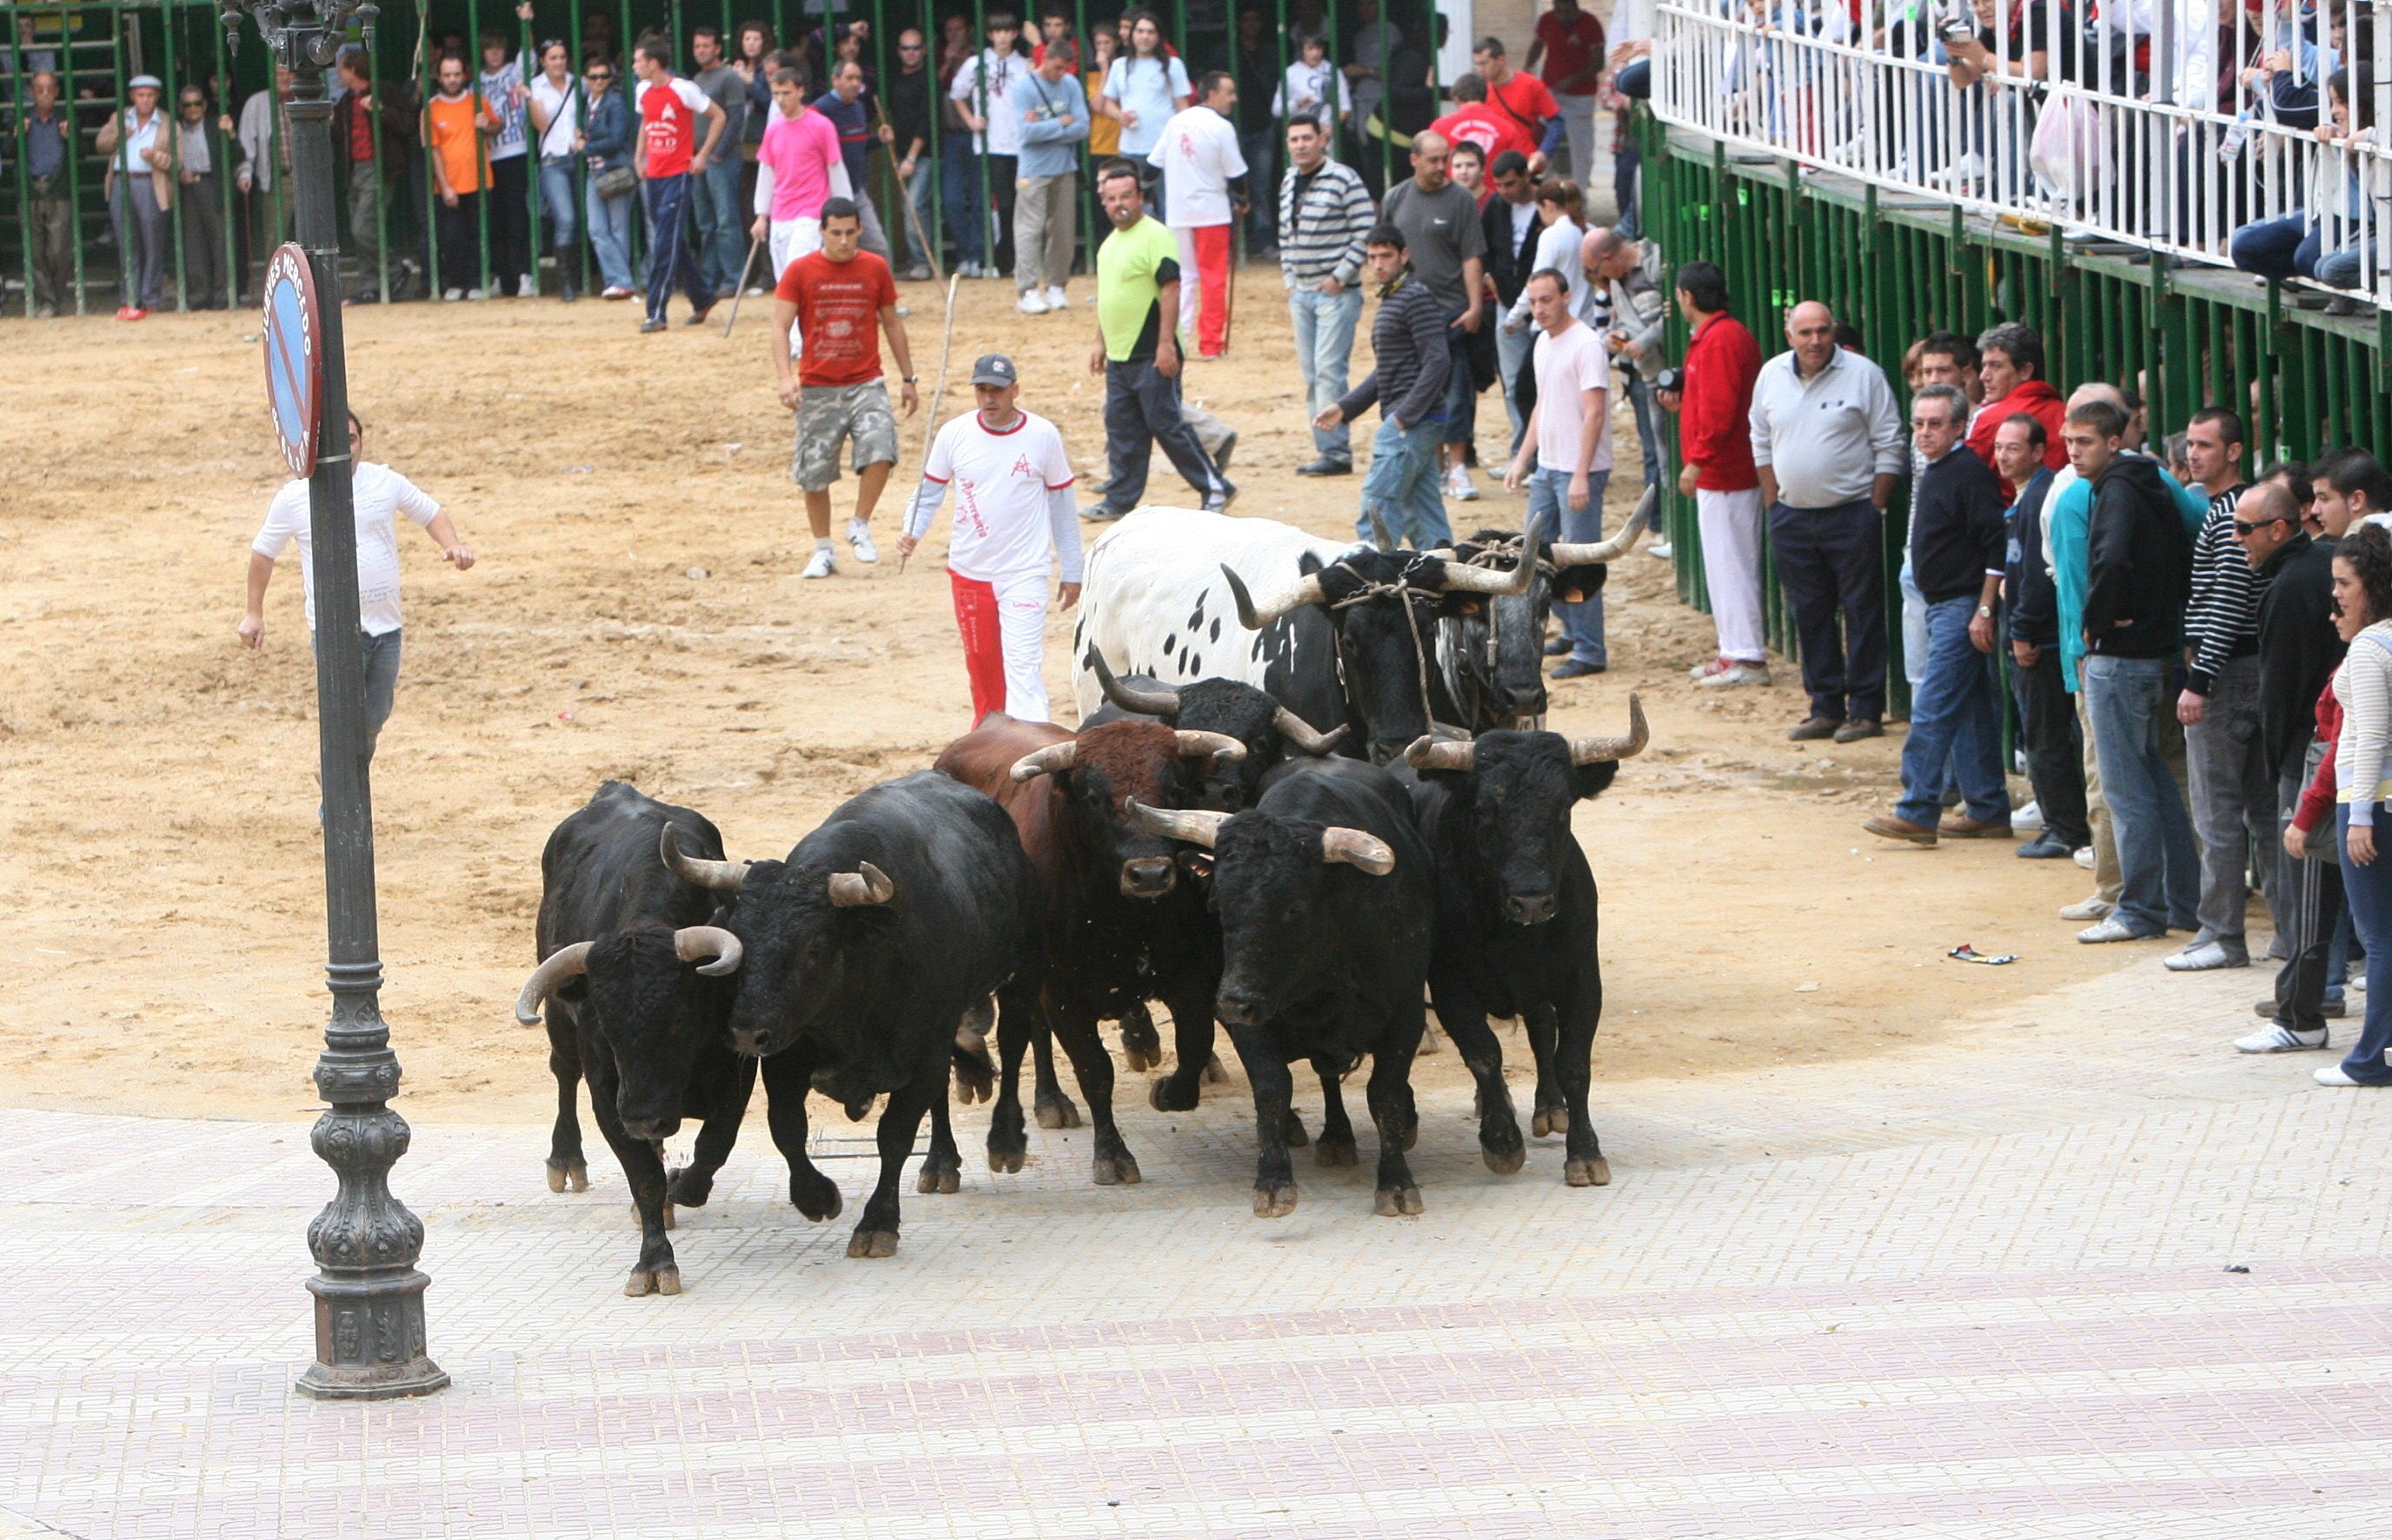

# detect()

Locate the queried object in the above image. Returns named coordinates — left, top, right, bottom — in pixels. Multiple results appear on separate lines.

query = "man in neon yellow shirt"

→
left=1083, top=159, right=1234, bottom=520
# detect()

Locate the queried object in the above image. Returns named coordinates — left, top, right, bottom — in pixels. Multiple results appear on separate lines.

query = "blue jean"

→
left=2229, top=213, right=2325, bottom=282
left=940, top=133, right=986, bottom=269
left=312, top=627, right=402, bottom=763
left=1625, top=372, right=1665, bottom=506
left=2334, top=804, right=2392, bottom=1083
left=538, top=156, right=580, bottom=249
left=640, top=172, right=711, bottom=324
left=586, top=178, right=635, bottom=292
left=1497, top=320, right=1533, bottom=456
left=2316, top=241, right=2374, bottom=289
left=689, top=153, right=747, bottom=295
left=1357, top=414, right=1452, bottom=548
left=1530, top=466, right=1611, bottom=664
left=1894, top=596, right=2008, bottom=830
left=1289, top=284, right=1363, bottom=466
left=1439, top=327, right=1478, bottom=447
left=2083, top=653, right=2201, bottom=935
left=901, top=156, right=936, bottom=271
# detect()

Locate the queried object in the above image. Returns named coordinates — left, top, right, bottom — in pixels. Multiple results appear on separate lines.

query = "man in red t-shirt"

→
left=1427, top=74, right=1538, bottom=173
left=1525, top=0, right=1606, bottom=181
left=1470, top=37, right=1559, bottom=176
left=1672, top=259, right=1771, bottom=687
left=774, top=197, right=920, bottom=580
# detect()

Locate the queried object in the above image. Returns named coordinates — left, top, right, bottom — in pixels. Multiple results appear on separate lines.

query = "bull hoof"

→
left=667, top=1168, right=714, bottom=1208
left=1314, top=1133, right=1357, bottom=1168
left=987, top=1144, right=1026, bottom=1175
left=1091, top=1150, right=1143, bottom=1186
left=792, top=1173, right=843, bottom=1221
left=568, top=1163, right=589, bottom=1192
left=626, top=1201, right=674, bottom=1230
left=917, top=1163, right=961, bottom=1195
left=1416, top=1026, right=1441, bottom=1055
left=1372, top=1185, right=1425, bottom=1217
left=1565, top=1156, right=1612, bottom=1187
left=1203, top=1052, right=1230, bottom=1085
left=1252, top=1182, right=1299, bottom=1218
left=1483, top=1142, right=1525, bottom=1176
left=1282, top=1109, right=1309, bottom=1148
left=1121, top=1043, right=1160, bottom=1072
left=953, top=1059, right=993, bottom=1105
left=545, top=1162, right=568, bottom=1193
left=845, top=1229, right=900, bottom=1259
left=624, top=1265, right=681, bottom=1297
left=1119, top=1008, right=1162, bottom=1066
left=1035, top=1092, right=1083, bottom=1130
left=1149, top=1076, right=1199, bottom=1112
left=1532, top=1105, right=1570, bottom=1138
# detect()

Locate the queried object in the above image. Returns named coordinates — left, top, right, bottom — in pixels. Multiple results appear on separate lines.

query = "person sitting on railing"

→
left=2240, top=1, right=2342, bottom=133
left=2229, top=66, right=2377, bottom=305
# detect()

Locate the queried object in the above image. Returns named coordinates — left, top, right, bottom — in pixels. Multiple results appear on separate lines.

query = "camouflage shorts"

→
left=790, top=380, right=899, bottom=491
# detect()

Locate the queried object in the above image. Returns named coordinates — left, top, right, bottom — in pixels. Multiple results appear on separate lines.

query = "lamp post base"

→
left=296, top=1269, right=449, bottom=1400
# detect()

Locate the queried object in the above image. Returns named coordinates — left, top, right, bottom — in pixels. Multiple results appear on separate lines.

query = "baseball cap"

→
left=969, top=354, right=1018, bottom=387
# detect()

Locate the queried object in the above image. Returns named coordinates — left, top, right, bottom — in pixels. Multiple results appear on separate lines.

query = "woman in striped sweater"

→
left=2306, top=522, right=2392, bottom=1086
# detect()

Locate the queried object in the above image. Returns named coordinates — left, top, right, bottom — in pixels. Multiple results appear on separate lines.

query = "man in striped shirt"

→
left=1318, top=223, right=1452, bottom=548
left=1278, top=114, right=1375, bottom=477
left=2172, top=408, right=2275, bottom=972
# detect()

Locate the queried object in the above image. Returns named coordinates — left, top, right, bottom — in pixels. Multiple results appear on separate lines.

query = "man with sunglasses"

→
left=884, top=28, right=937, bottom=280
left=238, top=415, right=476, bottom=767
left=172, top=83, right=229, bottom=309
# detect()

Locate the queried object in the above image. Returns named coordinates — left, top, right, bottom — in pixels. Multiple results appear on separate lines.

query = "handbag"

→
left=594, top=163, right=637, bottom=200
left=2300, top=735, right=2336, bottom=860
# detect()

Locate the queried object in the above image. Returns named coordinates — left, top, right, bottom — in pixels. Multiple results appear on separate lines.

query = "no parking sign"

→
left=262, top=243, right=322, bottom=479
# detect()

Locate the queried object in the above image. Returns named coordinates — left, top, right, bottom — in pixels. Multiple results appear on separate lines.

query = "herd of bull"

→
left=512, top=499, right=1657, bottom=1295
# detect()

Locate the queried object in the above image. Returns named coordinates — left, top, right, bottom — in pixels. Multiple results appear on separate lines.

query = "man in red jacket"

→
left=1675, top=261, right=1771, bottom=686
left=1966, top=322, right=2067, bottom=472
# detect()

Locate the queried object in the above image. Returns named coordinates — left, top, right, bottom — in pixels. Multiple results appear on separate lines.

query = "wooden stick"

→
left=901, top=272, right=963, bottom=577
left=718, top=236, right=764, bottom=337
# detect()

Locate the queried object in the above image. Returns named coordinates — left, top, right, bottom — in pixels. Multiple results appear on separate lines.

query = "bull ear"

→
left=1320, top=826, right=1395, bottom=875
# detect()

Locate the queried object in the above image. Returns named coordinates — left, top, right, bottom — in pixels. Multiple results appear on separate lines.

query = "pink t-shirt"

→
left=759, top=109, right=841, bottom=222
left=1532, top=319, right=1613, bottom=475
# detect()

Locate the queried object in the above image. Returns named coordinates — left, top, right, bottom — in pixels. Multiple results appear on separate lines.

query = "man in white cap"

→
left=899, top=354, right=1083, bottom=724
left=96, top=74, right=173, bottom=317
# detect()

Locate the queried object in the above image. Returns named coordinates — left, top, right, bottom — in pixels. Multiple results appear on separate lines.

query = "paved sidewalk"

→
left=3, top=958, right=2388, bottom=1537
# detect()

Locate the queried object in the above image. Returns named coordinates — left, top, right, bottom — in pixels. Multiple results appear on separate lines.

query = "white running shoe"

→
left=1046, top=284, right=1070, bottom=309
left=847, top=522, right=880, bottom=564
left=1447, top=464, right=1481, bottom=501
left=2074, top=846, right=2096, bottom=870
left=801, top=548, right=836, bottom=580
left=1017, top=289, right=1049, bottom=315
left=1648, top=540, right=1674, bottom=560
left=1696, top=660, right=1771, bottom=688
left=2235, top=1022, right=2329, bottom=1053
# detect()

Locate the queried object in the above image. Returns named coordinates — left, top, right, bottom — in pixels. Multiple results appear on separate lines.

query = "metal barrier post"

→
left=164, top=1, right=189, bottom=309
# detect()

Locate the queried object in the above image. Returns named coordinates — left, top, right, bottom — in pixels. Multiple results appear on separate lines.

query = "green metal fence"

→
left=1639, top=112, right=2392, bottom=717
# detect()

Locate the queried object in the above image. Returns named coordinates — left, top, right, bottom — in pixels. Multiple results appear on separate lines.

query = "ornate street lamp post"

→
left=223, top=0, right=448, bottom=1400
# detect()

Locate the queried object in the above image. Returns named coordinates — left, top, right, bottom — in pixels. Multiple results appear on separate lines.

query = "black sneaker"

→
left=1543, top=637, right=1571, bottom=657
left=2016, top=832, right=2076, bottom=859
left=1203, top=486, right=1239, bottom=514
left=684, top=305, right=714, bottom=326
left=1551, top=658, right=1605, bottom=679
left=1788, top=715, right=1844, bottom=741
left=640, top=318, right=668, bottom=334
left=1080, top=502, right=1133, bottom=522
left=1296, top=458, right=1352, bottom=476
left=1213, top=431, right=1239, bottom=472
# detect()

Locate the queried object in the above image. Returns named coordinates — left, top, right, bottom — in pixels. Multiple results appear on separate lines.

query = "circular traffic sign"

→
left=262, top=244, right=322, bottom=480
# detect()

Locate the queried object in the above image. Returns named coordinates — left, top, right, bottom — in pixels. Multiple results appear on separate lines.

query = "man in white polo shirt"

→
left=1503, top=267, right=1611, bottom=679
left=237, top=414, right=476, bottom=764
left=1149, top=70, right=1247, bottom=360
left=899, top=355, right=1083, bottom=725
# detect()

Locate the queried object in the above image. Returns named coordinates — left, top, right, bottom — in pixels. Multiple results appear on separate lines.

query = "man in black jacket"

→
left=1483, top=149, right=1540, bottom=455
left=1318, top=224, right=1452, bottom=548
left=1994, top=414, right=2090, bottom=860
left=2069, top=397, right=2201, bottom=943
left=1864, top=386, right=2010, bottom=846
left=2242, top=477, right=2348, bottom=1050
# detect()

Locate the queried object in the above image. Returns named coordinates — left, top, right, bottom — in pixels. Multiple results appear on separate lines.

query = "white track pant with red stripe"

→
left=949, top=568, right=1053, bottom=724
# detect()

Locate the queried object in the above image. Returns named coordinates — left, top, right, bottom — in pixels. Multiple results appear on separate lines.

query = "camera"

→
left=1654, top=367, right=1684, bottom=393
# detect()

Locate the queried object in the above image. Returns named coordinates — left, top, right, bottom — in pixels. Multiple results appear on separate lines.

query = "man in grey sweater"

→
left=1585, top=226, right=1669, bottom=534
left=1315, top=223, right=1452, bottom=548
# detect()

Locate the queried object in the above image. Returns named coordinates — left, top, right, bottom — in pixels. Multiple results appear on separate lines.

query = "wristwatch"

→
left=1976, top=605, right=1995, bottom=618
left=902, top=375, right=919, bottom=383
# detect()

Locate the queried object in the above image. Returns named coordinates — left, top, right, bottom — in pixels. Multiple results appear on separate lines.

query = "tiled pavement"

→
left=4, top=958, right=2389, bottom=1537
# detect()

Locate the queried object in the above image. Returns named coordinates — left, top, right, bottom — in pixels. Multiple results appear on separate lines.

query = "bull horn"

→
left=1320, top=826, right=1396, bottom=875
left=1568, top=693, right=1651, bottom=765
left=1402, top=734, right=1476, bottom=772
left=1223, top=563, right=1328, bottom=631
left=1273, top=707, right=1348, bottom=756
left=1173, top=729, right=1247, bottom=763
left=660, top=824, right=748, bottom=893
left=1125, top=799, right=1228, bottom=849
left=1548, top=487, right=1658, bottom=565
left=1090, top=648, right=1180, bottom=718
left=514, top=941, right=593, bottom=1026
left=1365, top=505, right=1397, bottom=553
left=672, top=925, right=743, bottom=978
left=827, top=861, right=895, bottom=907
left=1010, top=741, right=1078, bottom=780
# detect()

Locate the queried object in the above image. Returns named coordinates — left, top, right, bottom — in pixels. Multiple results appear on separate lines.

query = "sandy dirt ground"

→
left=0, top=265, right=2152, bottom=1126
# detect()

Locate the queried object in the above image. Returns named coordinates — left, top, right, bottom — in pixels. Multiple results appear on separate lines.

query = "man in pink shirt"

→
left=750, top=66, right=843, bottom=281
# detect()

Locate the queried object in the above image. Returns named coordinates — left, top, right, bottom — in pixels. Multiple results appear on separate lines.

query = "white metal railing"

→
left=1651, top=0, right=2392, bottom=307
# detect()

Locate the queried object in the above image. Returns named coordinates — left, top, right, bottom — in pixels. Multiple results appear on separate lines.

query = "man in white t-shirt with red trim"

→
left=1503, top=266, right=1612, bottom=680
left=899, top=354, right=1083, bottom=724
left=1148, top=71, right=1247, bottom=360
left=630, top=31, right=725, bottom=333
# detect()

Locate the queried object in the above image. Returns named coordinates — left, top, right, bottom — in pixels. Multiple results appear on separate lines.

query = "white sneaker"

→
left=1017, top=289, right=1049, bottom=315
left=801, top=548, right=836, bottom=580
left=2073, top=846, right=2096, bottom=870
left=2314, top=1065, right=2362, bottom=1085
left=1690, top=656, right=1731, bottom=682
left=2236, top=1022, right=2329, bottom=1053
left=1046, top=284, right=1070, bottom=309
left=1648, top=540, right=1673, bottom=560
left=2013, top=800, right=2044, bottom=832
left=1696, top=660, right=1771, bottom=688
left=847, top=522, right=880, bottom=564
left=1447, top=465, right=1481, bottom=501
left=442, top=287, right=466, bottom=302
left=2058, top=895, right=2113, bottom=921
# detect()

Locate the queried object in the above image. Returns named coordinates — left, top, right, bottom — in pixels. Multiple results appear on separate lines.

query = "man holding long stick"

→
left=774, top=198, right=919, bottom=580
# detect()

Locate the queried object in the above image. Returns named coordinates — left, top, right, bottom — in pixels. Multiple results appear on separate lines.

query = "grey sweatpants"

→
left=2183, top=654, right=2282, bottom=952
left=1013, top=171, right=1075, bottom=293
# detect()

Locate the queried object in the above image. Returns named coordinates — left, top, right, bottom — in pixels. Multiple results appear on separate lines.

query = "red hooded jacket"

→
left=1967, top=378, right=2068, bottom=477
left=1678, top=312, right=1762, bottom=492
